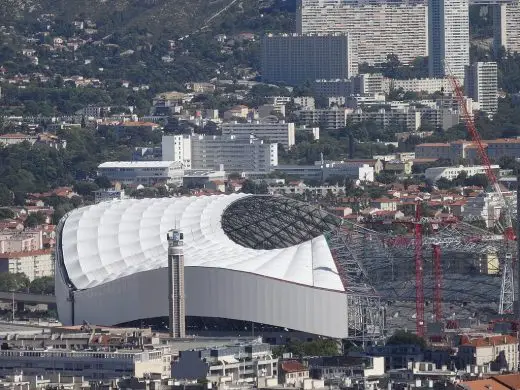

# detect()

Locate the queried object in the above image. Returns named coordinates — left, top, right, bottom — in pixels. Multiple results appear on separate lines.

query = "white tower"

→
left=167, top=229, right=186, bottom=338
left=428, top=0, right=470, bottom=80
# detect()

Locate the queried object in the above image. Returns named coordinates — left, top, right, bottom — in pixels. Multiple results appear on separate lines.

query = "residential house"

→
left=457, top=334, right=518, bottom=372
left=279, top=361, right=310, bottom=387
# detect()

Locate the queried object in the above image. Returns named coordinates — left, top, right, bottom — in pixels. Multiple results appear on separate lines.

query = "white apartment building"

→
left=346, top=107, right=421, bottom=131
left=385, top=78, right=453, bottom=94
left=172, top=343, right=278, bottom=385
left=294, top=96, right=316, bottom=110
left=162, top=134, right=192, bottom=167
left=428, top=0, right=470, bottom=79
left=274, top=163, right=374, bottom=182
left=191, top=135, right=278, bottom=173
left=97, top=161, right=184, bottom=186
left=425, top=165, right=500, bottom=182
left=221, top=121, right=296, bottom=149
left=261, top=33, right=355, bottom=86
left=297, top=0, right=428, bottom=66
left=346, top=94, right=386, bottom=109
left=464, top=62, right=498, bottom=116
left=0, top=249, right=54, bottom=281
left=353, top=73, right=385, bottom=95
left=493, top=1, right=520, bottom=55
left=457, top=335, right=518, bottom=372
left=462, top=192, right=503, bottom=228
left=93, top=189, right=126, bottom=203
left=297, top=107, right=348, bottom=130
left=0, top=347, right=173, bottom=380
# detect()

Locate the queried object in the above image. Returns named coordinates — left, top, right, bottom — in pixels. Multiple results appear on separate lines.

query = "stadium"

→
left=55, top=194, right=385, bottom=340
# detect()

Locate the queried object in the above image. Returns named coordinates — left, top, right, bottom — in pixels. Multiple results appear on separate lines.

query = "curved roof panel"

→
left=60, top=194, right=344, bottom=292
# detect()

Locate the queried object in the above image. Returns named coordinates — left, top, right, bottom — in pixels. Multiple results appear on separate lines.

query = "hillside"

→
left=1, top=0, right=295, bottom=38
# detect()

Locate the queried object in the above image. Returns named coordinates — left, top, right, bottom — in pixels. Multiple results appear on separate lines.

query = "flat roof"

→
left=98, top=161, right=182, bottom=169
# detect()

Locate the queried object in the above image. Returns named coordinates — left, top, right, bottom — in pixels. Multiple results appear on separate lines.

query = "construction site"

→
left=330, top=64, right=520, bottom=343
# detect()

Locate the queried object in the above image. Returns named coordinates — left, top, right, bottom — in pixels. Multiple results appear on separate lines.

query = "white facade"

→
left=297, top=107, right=348, bottom=130
left=221, top=121, right=295, bottom=149
left=0, top=347, right=173, bottom=380
left=97, top=161, right=184, bottom=186
left=425, top=165, right=500, bottom=182
left=93, top=189, right=126, bottom=203
left=0, top=250, right=54, bottom=281
left=274, top=163, right=374, bottom=182
left=55, top=194, right=349, bottom=338
left=353, top=73, right=384, bottom=95
left=191, top=135, right=278, bottom=173
left=162, top=135, right=192, bottom=168
left=464, top=62, right=498, bottom=116
left=462, top=192, right=503, bottom=228
left=428, top=0, right=470, bottom=79
left=297, top=0, right=428, bottom=66
left=261, top=33, right=355, bottom=85
left=385, top=78, right=452, bottom=94
left=493, top=1, right=520, bottom=55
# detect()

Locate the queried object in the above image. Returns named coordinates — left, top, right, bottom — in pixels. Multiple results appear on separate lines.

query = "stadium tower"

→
left=167, top=229, right=186, bottom=338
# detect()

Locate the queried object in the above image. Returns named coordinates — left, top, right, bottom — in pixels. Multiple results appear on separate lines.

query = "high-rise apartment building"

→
left=261, top=33, right=355, bottom=86
left=464, top=62, right=498, bottom=116
left=297, top=0, right=428, bottom=66
left=162, top=134, right=192, bottom=167
left=493, top=1, right=520, bottom=55
left=221, top=121, right=296, bottom=149
left=428, top=0, right=470, bottom=80
left=191, top=135, right=278, bottom=173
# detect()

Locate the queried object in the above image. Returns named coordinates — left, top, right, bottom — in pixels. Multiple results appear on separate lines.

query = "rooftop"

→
left=98, top=161, right=183, bottom=169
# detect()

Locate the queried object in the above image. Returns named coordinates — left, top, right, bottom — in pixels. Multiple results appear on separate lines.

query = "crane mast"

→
left=445, top=64, right=516, bottom=314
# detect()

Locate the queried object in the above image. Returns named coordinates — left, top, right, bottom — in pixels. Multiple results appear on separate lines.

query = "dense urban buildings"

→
left=297, top=0, right=428, bottom=66
left=465, top=62, right=498, bottom=115
left=428, top=0, right=470, bottom=79
left=493, top=1, right=520, bottom=55
left=261, top=33, right=355, bottom=85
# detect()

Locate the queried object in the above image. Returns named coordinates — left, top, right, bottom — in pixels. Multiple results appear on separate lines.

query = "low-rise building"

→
left=97, top=161, right=184, bottom=186
left=0, top=133, right=38, bottom=146
left=0, top=347, right=173, bottom=380
left=457, top=335, right=518, bottom=372
left=171, top=342, right=278, bottom=385
left=297, top=107, right=348, bottom=130
left=384, top=160, right=413, bottom=175
left=0, top=249, right=54, bottom=280
left=279, top=360, right=310, bottom=387
left=308, top=355, right=385, bottom=389
left=425, top=165, right=500, bottom=183
left=93, top=189, right=126, bottom=204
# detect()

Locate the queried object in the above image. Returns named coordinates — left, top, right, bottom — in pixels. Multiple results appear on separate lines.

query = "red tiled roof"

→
left=461, top=334, right=518, bottom=347
left=0, top=249, right=52, bottom=259
left=281, top=361, right=308, bottom=373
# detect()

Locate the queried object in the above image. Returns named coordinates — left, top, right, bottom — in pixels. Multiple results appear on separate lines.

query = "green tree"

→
left=0, top=185, right=13, bottom=206
left=29, top=276, right=54, bottom=295
left=73, top=181, right=99, bottom=196
left=94, top=176, right=112, bottom=189
left=0, top=273, right=30, bottom=292
left=387, top=330, right=426, bottom=349
left=0, top=208, right=15, bottom=219
left=25, top=212, right=47, bottom=228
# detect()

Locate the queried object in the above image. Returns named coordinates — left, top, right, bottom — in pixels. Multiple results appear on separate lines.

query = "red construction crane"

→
left=445, top=63, right=516, bottom=314
left=415, top=202, right=425, bottom=337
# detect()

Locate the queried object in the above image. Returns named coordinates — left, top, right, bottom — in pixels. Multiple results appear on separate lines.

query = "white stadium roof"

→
left=55, top=194, right=361, bottom=338
left=60, top=193, right=344, bottom=291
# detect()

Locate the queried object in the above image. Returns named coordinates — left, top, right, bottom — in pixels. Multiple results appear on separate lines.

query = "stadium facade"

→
left=55, top=194, right=384, bottom=339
